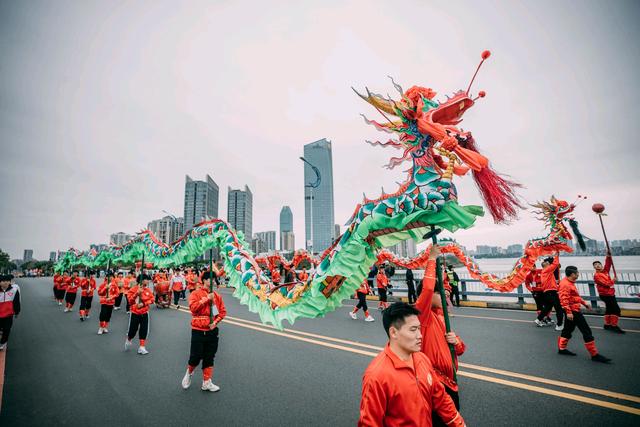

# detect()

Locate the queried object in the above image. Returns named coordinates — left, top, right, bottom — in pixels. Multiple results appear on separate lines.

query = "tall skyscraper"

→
left=279, top=206, right=293, bottom=250
left=303, top=138, right=335, bottom=254
left=148, top=216, right=185, bottom=244
left=255, top=231, right=276, bottom=252
left=23, top=249, right=33, bottom=262
left=110, top=232, right=133, bottom=246
left=281, top=231, right=295, bottom=252
left=228, top=185, right=253, bottom=239
left=184, top=175, right=219, bottom=231
left=49, top=251, right=57, bottom=262
left=389, top=240, right=417, bottom=258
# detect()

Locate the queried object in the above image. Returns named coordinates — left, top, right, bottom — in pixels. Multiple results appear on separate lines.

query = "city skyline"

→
left=2, top=1, right=639, bottom=260
left=304, top=138, right=335, bottom=254
left=227, top=185, right=253, bottom=240
left=183, top=174, right=219, bottom=231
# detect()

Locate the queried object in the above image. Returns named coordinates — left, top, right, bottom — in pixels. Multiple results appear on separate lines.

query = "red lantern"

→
left=592, top=203, right=605, bottom=214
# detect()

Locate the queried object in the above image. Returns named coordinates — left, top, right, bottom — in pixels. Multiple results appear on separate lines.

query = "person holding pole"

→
left=182, top=250, right=227, bottom=392
left=415, top=245, right=466, bottom=425
left=594, top=251, right=624, bottom=333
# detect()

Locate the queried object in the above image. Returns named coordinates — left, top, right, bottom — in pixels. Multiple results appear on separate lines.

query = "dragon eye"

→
left=459, top=101, right=465, bottom=110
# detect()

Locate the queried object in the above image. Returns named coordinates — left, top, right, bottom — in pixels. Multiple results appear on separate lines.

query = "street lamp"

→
left=300, top=157, right=321, bottom=255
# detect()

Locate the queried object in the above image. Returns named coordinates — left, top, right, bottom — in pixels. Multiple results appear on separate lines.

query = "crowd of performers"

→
left=355, top=247, right=625, bottom=425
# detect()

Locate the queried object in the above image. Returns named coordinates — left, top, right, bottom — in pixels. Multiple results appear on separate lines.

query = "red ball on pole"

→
left=592, top=203, right=605, bottom=214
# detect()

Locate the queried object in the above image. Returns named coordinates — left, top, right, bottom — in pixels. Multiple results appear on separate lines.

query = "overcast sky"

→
left=1, top=0, right=639, bottom=260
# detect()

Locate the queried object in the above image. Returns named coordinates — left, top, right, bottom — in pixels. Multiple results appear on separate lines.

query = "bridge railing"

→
left=385, top=271, right=640, bottom=309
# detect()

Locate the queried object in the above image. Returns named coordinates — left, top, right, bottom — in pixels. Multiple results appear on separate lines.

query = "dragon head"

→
left=354, top=50, right=523, bottom=223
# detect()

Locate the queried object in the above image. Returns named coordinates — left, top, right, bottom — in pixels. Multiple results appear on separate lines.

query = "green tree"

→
left=0, top=249, right=17, bottom=273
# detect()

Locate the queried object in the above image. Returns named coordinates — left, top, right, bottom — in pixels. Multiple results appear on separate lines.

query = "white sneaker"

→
left=365, top=315, right=375, bottom=322
left=97, top=328, right=104, bottom=335
left=534, top=319, right=545, bottom=327
left=349, top=311, right=357, bottom=320
left=555, top=324, right=564, bottom=331
left=58, top=302, right=62, bottom=306
left=181, top=370, right=193, bottom=389
left=64, top=308, right=69, bottom=313
left=114, top=307, right=120, bottom=311
left=201, top=379, right=220, bottom=392
left=124, top=340, right=132, bottom=351
left=103, top=328, right=109, bottom=334
left=137, top=346, right=149, bottom=355
left=0, top=343, right=6, bottom=351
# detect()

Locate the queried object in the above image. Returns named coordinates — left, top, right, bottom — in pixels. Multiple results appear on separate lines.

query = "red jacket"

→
left=357, top=280, right=370, bottom=295
left=126, top=286, right=155, bottom=315
left=188, top=288, right=227, bottom=331
left=61, top=276, right=71, bottom=290
left=594, top=256, right=615, bottom=297
left=540, top=256, right=560, bottom=292
left=358, top=344, right=464, bottom=427
left=376, top=271, right=389, bottom=289
left=81, top=278, right=96, bottom=297
left=559, top=278, right=587, bottom=314
left=66, top=277, right=81, bottom=294
left=525, top=269, right=543, bottom=292
left=0, top=284, right=21, bottom=318
left=416, top=259, right=466, bottom=392
left=53, top=274, right=63, bottom=289
left=98, top=280, right=120, bottom=305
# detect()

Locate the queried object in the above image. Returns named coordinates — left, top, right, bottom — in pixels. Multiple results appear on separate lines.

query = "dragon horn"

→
left=351, top=87, right=399, bottom=116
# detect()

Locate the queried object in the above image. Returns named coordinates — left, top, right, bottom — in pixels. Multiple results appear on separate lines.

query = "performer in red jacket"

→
left=0, top=274, right=21, bottom=351
left=358, top=302, right=464, bottom=427
left=79, top=271, right=97, bottom=321
left=535, top=255, right=564, bottom=330
left=64, top=271, right=81, bottom=312
left=97, top=272, right=119, bottom=335
left=125, top=274, right=155, bottom=355
left=525, top=265, right=547, bottom=321
left=415, top=245, right=466, bottom=426
left=558, top=266, right=611, bottom=363
left=181, top=281, right=227, bottom=392
left=376, top=268, right=390, bottom=310
left=594, top=252, right=624, bottom=333
left=350, top=279, right=374, bottom=322
left=53, top=272, right=62, bottom=302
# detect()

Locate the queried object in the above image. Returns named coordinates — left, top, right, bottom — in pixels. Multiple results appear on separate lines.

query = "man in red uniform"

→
left=0, top=274, right=21, bottom=351
left=558, top=265, right=611, bottom=363
left=416, top=246, right=466, bottom=425
left=113, top=272, right=125, bottom=311
left=297, top=268, right=309, bottom=283
left=97, top=272, right=119, bottom=334
left=594, top=252, right=624, bottom=333
left=171, top=270, right=186, bottom=308
left=123, top=271, right=135, bottom=313
left=78, top=271, right=96, bottom=321
left=535, top=255, right=564, bottom=330
left=358, top=302, right=465, bottom=427
left=64, top=271, right=80, bottom=312
left=376, top=267, right=389, bottom=310
left=350, top=279, right=374, bottom=322
left=181, top=275, right=227, bottom=392
left=125, top=274, right=155, bottom=354
left=53, top=272, right=62, bottom=301
left=525, top=265, right=549, bottom=323
left=57, top=272, right=71, bottom=306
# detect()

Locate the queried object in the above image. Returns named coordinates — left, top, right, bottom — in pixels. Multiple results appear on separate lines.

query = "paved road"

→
left=1, top=278, right=639, bottom=426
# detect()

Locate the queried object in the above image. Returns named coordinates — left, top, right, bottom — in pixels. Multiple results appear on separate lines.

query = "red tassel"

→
left=464, top=136, right=523, bottom=223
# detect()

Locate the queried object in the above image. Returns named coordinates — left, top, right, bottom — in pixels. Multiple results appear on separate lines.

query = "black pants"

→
left=0, top=316, right=13, bottom=344
left=450, top=285, right=460, bottom=306
left=561, top=311, right=593, bottom=342
left=377, top=288, right=387, bottom=302
left=600, top=295, right=621, bottom=316
left=128, top=313, right=149, bottom=340
left=114, top=293, right=123, bottom=308
left=355, top=293, right=368, bottom=312
left=532, top=291, right=545, bottom=313
left=537, top=291, right=563, bottom=326
left=79, top=296, right=93, bottom=312
left=54, top=288, right=65, bottom=301
left=367, top=279, right=375, bottom=296
left=181, top=290, right=186, bottom=299
left=125, top=297, right=130, bottom=312
left=65, top=292, right=77, bottom=307
left=407, top=283, right=417, bottom=304
left=173, top=291, right=182, bottom=305
left=99, top=305, right=114, bottom=323
left=432, top=385, right=460, bottom=427
left=188, top=328, right=219, bottom=369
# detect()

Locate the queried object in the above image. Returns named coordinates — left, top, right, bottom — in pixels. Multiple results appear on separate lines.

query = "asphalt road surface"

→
left=1, top=278, right=639, bottom=426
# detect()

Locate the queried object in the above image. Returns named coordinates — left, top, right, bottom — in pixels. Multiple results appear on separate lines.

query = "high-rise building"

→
left=184, top=175, right=219, bottom=231
left=110, top=232, right=133, bottom=246
left=279, top=206, right=293, bottom=250
left=23, top=249, right=33, bottom=262
left=281, top=231, right=295, bottom=252
left=303, top=139, right=335, bottom=254
left=255, top=231, right=276, bottom=252
left=89, top=244, right=108, bottom=253
left=57, top=250, right=67, bottom=261
left=389, top=240, right=417, bottom=258
left=251, top=237, right=267, bottom=255
left=228, top=185, right=253, bottom=239
left=506, top=244, right=524, bottom=254
left=49, top=251, right=57, bottom=262
left=148, top=216, right=185, bottom=244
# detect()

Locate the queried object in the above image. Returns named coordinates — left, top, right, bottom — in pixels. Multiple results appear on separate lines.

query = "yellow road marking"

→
left=177, top=306, right=640, bottom=413
left=459, top=371, right=640, bottom=416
